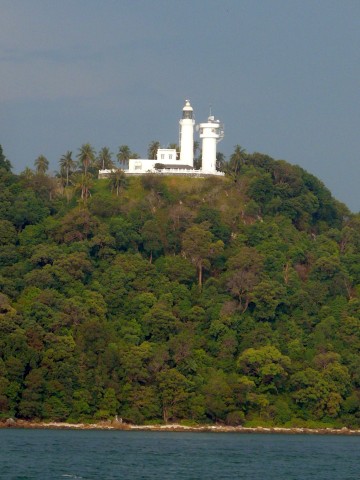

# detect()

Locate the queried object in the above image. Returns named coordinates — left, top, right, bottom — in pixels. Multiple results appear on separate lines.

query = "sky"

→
left=1, top=0, right=360, bottom=211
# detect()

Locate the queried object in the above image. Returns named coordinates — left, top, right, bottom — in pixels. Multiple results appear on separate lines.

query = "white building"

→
left=100, top=100, right=224, bottom=177
left=127, top=147, right=181, bottom=174
left=199, top=115, right=224, bottom=174
left=179, top=100, right=195, bottom=166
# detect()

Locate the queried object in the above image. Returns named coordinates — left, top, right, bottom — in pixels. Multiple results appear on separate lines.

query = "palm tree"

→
left=34, top=155, right=49, bottom=175
left=117, top=145, right=132, bottom=169
left=20, top=167, right=34, bottom=180
left=147, top=140, right=160, bottom=160
left=109, top=169, right=128, bottom=196
left=73, top=172, right=93, bottom=202
left=59, top=151, right=75, bottom=186
left=97, top=147, right=114, bottom=170
left=77, top=143, right=96, bottom=175
left=216, top=152, right=226, bottom=172
left=227, top=145, right=247, bottom=179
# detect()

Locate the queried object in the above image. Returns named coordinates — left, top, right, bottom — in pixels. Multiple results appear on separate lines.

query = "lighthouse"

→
left=199, top=113, right=224, bottom=173
left=106, top=99, right=225, bottom=177
left=179, top=100, right=195, bottom=166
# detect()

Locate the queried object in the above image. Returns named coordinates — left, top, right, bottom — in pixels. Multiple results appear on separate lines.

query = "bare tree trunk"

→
left=283, top=262, right=290, bottom=285
left=163, top=405, right=168, bottom=423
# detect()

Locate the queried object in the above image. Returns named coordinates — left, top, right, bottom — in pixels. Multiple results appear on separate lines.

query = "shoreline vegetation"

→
left=1, top=419, right=360, bottom=435
left=2, top=147, right=360, bottom=430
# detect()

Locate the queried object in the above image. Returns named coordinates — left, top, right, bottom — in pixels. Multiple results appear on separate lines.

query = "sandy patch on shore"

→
left=1, top=419, right=360, bottom=435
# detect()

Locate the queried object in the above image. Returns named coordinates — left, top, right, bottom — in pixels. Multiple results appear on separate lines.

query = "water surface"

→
left=1, top=429, right=359, bottom=479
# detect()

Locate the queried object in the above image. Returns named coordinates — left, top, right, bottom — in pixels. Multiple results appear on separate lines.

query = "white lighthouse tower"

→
left=179, top=100, right=195, bottom=167
left=199, top=113, right=224, bottom=173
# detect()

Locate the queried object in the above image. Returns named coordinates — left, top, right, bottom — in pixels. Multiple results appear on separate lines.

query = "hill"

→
left=0, top=147, right=360, bottom=428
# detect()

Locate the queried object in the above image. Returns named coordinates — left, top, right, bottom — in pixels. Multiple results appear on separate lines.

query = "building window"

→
left=169, top=154, right=172, bottom=160
left=161, top=154, right=165, bottom=160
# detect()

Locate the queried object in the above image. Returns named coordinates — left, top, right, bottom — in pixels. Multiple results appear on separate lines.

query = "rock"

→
left=5, top=418, right=16, bottom=427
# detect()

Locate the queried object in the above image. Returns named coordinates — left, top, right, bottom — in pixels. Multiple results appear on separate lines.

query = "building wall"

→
left=179, top=119, right=195, bottom=166
left=156, top=149, right=178, bottom=162
left=128, top=159, right=156, bottom=173
left=128, top=149, right=178, bottom=173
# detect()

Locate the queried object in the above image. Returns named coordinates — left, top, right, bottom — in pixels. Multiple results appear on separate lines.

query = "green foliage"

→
left=34, top=155, right=49, bottom=175
left=77, top=143, right=96, bottom=175
left=97, top=147, right=114, bottom=171
left=0, top=146, right=358, bottom=427
left=0, top=145, right=12, bottom=172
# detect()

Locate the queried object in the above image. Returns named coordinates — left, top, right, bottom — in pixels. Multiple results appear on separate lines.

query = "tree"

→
left=290, top=367, right=347, bottom=419
left=202, top=370, right=235, bottom=421
left=156, top=369, right=192, bottom=422
left=73, top=173, right=93, bottom=203
left=216, top=152, right=226, bottom=171
left=0, top=220, right=17, bottom=246
left=97, top=147, right=114, bottom=170
left=251, top=279, right=286, bottom=321
left=226, top=247, right=264, bottom=312
left=2, top=144, right=360, bottom=427
left=148, top=141, right=160, bottom=160
left=34, top=155, right=49, bottom=175
left=109, top=169, right=128, bottom=196
left=238, top=346, right=291, bottom=393
left=59, top=151, right=75, bottom=187
left=142, top=300, right=178, bottom=341
left=117, top=145, right=132, bottom=168
left=19, top=167, right=34, bottom=181
left=226, top=145, right=247, bottom=179
left=7, top=191, right=50, bottom=230
left=247, top=173, right=275, bottom=206
left=18, top=369, right=46, bottom=419
left=182, top=224, right=224, bottom=287
left=77, top=143, right=96, bottom=175
left=141, top=219, right=165, bottom=263
left=57, top=207, right=99, bottom=243
left=96, top=387, right=119, bottom=419
left=0, top=145, right=12, bottom=172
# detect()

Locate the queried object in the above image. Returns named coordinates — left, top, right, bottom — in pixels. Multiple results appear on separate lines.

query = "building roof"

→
left=156, top=164, right=194, bottom=170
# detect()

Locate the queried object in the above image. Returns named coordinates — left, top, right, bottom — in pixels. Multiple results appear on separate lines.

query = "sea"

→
left=0, top=429, right=359, bottom=479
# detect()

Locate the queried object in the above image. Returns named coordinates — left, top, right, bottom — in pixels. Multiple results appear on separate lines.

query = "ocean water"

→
left=0, top=429, right=359, bottom=479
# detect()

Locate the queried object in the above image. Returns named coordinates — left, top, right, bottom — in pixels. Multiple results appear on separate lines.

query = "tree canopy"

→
left=0, top=143, right=359, bottom=429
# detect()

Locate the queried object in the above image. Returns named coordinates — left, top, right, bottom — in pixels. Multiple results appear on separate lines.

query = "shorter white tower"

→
left=179, top=100, right=195, bottom=166
left=199, top=114, right=224, bottom=173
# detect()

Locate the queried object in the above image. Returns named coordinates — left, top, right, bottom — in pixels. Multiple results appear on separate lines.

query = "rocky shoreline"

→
left=1, top=418, right=360, bottom=435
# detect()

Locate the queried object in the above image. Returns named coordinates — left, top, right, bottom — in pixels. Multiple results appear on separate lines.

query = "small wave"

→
left=61, top=475, right=83, bottom=479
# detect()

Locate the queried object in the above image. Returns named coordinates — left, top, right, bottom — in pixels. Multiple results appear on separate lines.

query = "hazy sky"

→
left=1, top=0, right=360, bottom=210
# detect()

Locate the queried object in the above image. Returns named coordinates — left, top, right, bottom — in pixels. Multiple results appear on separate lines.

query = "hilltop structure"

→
left=99, top=100, right=224, bottom=177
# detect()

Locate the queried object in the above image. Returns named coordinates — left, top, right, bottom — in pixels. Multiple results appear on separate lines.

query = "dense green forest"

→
left=1, top=143, right=360, bottom=428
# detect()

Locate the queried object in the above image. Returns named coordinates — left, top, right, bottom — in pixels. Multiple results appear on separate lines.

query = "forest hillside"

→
left=1, top=145, right=360, bottom=428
